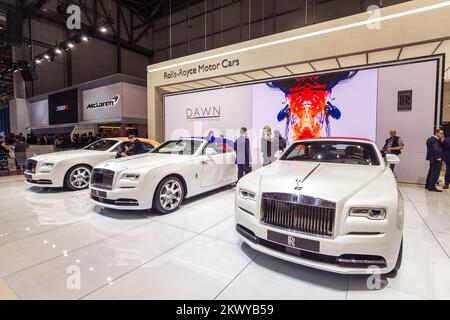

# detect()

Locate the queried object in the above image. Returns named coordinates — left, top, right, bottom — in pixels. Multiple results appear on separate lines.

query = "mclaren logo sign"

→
left=86, top=95, right=120, bottom=109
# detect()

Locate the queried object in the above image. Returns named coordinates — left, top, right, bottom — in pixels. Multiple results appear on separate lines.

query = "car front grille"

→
left=91, top=168, right=115, bottom=190
left=261, top=193, right=336, bottom=238
left=25, top=159, right=38, bottom=173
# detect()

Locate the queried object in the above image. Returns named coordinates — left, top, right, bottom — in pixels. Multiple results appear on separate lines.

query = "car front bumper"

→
left=89, top=186, right=152, bottom=210
left=24, top=171, right=63, bottom=188
left=235, top=206, right=402, bottom=275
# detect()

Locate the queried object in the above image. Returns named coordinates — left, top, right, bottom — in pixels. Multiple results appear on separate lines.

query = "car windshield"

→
left=281, top=141, right=380, bottom=166
left=152, top=139, right=204, bottom=155
left=83, top=139, right=118, bottom=151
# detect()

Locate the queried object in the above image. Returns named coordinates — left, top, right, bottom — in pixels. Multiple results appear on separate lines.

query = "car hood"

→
left=96, top=153, right=191, bottom=172
left=259, top=160, right=384, bottom=203
left=29, top=150, right=105, bottom=162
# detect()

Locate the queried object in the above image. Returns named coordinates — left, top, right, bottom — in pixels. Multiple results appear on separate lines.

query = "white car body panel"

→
left=235, top=138, right=404, bottom=275
left=23, top=138, right=155, bottom=188
left=89, top=138, right=237, bottom=210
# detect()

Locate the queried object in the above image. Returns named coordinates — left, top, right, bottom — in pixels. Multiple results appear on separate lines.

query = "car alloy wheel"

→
left=69, top=166, right=91, bottom=190
left=159, top=179, right=183, bottom=211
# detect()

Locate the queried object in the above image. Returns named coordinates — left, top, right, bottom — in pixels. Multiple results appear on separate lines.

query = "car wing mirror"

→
left=385, top=154, right=400, bottom=166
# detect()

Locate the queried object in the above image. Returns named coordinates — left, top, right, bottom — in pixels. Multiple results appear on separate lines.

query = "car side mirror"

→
left=385, top=154, right=400, bottom=166
left=205, top=147, right=217, bottom=157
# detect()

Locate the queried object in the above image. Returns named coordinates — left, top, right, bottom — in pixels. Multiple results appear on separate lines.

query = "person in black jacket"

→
left=274, top=130, right=287, bottom=152
left=382, top=129, right=404, bottom=172
left=234, top=127, right=252, bottom=180
left=127, top=135, right=146, bottom=156
left=443, top=135, right=450, bottom=190
left=425, top=129, right=444, bottom=192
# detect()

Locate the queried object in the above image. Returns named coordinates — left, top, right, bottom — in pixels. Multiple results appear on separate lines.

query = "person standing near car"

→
left=261, top=126, right=275, bottom=166
left=425, top=129, right=444, bottom=192
left=13, top=136, right=28, bottom=173
left=442, top=134, right=450, bottom=190
left=234, top=127, right=252, bottom=180
left=127, top=135, right=146, bottom=156
left=274, top=130, right=287, bottom=152
left=382, top=129, right=405, bottom=173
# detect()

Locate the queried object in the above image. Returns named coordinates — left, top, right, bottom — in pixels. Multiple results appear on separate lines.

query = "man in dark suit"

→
left=234, top=127, right=252, bottom=180
left=425, top=129, right=444, bottom=192
left=443, top=135, right=450, bottom=190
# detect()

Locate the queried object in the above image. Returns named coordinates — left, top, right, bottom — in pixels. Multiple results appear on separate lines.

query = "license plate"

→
left=25, top=174, right=32, bottom=180
left=91, top=189, right=107, bottom=198
left=267, top=230, right=320, bottom=253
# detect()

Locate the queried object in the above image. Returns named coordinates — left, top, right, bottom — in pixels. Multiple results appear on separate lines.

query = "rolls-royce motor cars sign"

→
left=86, top=95, right=120, bottom=109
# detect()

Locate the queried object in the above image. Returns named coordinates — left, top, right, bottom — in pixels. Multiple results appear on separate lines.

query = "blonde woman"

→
left=261, top=125, right=275, bottom=166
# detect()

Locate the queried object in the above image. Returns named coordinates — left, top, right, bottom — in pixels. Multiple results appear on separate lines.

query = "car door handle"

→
left=201, top=159, right=213, bottom=165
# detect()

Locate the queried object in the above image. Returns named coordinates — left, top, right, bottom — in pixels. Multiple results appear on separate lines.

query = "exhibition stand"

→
left=146, top=0, right=450, bottom=184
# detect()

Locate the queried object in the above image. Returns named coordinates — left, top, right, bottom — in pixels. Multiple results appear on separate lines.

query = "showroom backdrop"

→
left=163, top=59, right=438, bottom=184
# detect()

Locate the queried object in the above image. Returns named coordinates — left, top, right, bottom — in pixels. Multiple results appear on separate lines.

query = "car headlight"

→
left=39, top=162, right=54, bottom=170
left=239, top=189, right=256, bottom=201
left=349, top=207, right=386, bottom=220
left=121, top=173, right=140, bottom=181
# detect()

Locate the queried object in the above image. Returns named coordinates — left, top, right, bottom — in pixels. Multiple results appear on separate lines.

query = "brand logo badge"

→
left=186, top=106, right=221, bottom=120
left=86, top=95, right=120, bottom=109
left=294, top=179, right=303, bottom=191
left=287, top=236, right=296, bottom=247
left=56, top=105, right=69, bottom=111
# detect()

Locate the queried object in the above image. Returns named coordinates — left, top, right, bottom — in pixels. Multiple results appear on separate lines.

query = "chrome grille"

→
left=91, top=168, right=115, bottom=190
left=25, top=159, right=37, bottom=174
left=261, top=193, right=336, bottom=238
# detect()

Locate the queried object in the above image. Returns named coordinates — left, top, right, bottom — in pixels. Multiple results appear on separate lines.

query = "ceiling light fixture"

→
left=44, top=54, right=50, bottom=60
left=99, top=26, right=107, bottom=33
left=81, top=35, right=90, bottom=42
left=55, top=48, right=62, bottom=54
left=147, top=1, right=450, bottom=73
left=67, top=42, right=74, bottom=49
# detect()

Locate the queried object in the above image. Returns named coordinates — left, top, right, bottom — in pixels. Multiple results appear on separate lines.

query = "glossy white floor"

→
left=0, top=176, right=450, bottom=300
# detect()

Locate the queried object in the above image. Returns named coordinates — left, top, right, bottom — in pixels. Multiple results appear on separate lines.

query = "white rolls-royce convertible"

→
left=89, top=137, right=237, bottom=213
left=24, top=137, right=160, bottom=190
left=235, top=137, right=404, bottom=275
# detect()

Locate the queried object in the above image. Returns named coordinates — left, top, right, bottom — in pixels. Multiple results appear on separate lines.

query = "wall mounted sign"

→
left=163, top=59, right=240, bottom=80
left=86, top=95, right=120, bottom=109
left=186, top=106, right=221, bottom=121
left=48, top=89, right=78, bottom=125
left=397, top=90, right=413, bottom=111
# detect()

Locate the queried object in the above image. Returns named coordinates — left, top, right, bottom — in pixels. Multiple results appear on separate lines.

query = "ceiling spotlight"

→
left=44, top=54, right=50, bottom=60
left=67, top=42, right=74, bottom=49
left=81, top=35, right=89, bottom=42
left=35, top=59, right=42, bottom=64
left=55, top=48, right=62, bottom=54
left=99, top=26, right=107, bottom=33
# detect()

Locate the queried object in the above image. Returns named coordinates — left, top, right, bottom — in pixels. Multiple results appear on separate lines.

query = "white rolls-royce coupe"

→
left=25, top=137, right=159, bottom=190
left=89, top=137, right=237, bottom=213
left=235, top=137, right=404, bottom=275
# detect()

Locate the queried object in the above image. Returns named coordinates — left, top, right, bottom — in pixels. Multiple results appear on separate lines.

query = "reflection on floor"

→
left=0, top=176, right=449, bottom=300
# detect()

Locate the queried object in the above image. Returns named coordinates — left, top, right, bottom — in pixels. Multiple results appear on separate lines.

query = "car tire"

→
left=65, top=165, right=92, bottom=191
left=153, top=176, right=185, bottom=214
left=386, top=239, right=403, bottom=277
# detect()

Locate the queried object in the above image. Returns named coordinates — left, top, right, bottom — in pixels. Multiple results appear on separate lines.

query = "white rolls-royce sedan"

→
left=89, top=137, right=237, bottom=213
left=235, top=137, right=404, bottom=275
left=24, top=137, right=160, bottom=190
